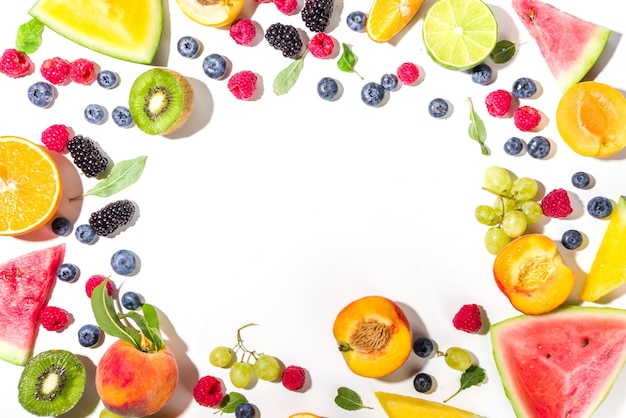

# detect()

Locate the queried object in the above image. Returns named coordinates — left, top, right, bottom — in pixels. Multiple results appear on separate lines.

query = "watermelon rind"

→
left=557, top=27, right=611, bottom=93
left=491, top=306, right=626, bottom=418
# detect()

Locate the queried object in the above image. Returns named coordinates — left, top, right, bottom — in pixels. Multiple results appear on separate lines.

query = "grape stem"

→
left=235, top=323, right=260, bottom=362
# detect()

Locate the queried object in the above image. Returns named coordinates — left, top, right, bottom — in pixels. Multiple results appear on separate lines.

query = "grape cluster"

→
left=475, top=166, right=543, bottom=254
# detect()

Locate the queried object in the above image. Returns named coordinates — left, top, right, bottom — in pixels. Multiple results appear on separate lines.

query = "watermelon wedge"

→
left=511, top=0, right=611, bottom=92
left=491, top=306, right=626, bottom=418
left=0, top=244, right=65, bottom=366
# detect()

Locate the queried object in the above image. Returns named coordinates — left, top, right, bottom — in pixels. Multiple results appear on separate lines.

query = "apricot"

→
left=493, top=234, right=575, bottom=315
left=95, top=339, right=178, bottom=417
left=556, top=81, right=626, bottom=157
left=332, top=295, right=412, bottom=378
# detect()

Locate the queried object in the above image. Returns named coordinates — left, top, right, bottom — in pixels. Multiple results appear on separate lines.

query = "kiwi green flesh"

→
left=18, top=350, right=86, bottom=417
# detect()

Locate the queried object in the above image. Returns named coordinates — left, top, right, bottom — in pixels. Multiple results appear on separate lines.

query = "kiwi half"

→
left=18, top=349, right=86, bottom=417
left=129, top=68, right=194, bottom=135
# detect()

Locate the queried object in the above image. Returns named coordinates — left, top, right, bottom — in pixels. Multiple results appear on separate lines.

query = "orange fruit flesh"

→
left=0, top=136, right=62, bottom=236
left=366, top=0, right=425, bottom=43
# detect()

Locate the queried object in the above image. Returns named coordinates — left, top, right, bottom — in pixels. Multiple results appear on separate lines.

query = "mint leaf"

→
left=218, top=392, right=247, bottom=413
left=334, top=387, right=372, bottom=411
left=491, top=40, right=517, bottom=64
left=91, top=279, right=141, bottom=348
left=467, top=97, right=489, bottom=155
left=73, top=156, right=147, bottom=200
left=444, top=365, right=487, bottom=402
left=337, top=43, right=363, bottom=79
left=273, top=58, right=304, bottom=95
left=16, top=18, right=44, bottom=54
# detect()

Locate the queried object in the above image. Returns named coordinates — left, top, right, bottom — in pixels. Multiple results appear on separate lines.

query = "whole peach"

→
left=95, top=339, right=178, bottom=417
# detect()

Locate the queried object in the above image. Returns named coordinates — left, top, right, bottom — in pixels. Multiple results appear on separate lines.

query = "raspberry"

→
left=514, top=105, right=542, bottom=131
left=230, top=19, right=257, bottom=46
left=193, top=375, right=224, bottom=407
left=485, top=89, right=512, bottom=117
left=541, top=188, right=573, bottom=218
left=452, top=304, right=482, bottom=334
left=39, top=306, right=71, bottom=331
left=0, top=48, right=32, bottom=78
left=69, top=58, right=97, bottom=84
left=396, top=62, right=419, bottom=85
left=227, top=71, right=257, bottom=100
left=41, top=124, right=71, bottom=152
left=40, top=57, right=71, bottom=85
left=309, top=33, right=335, bottom=58
left=275, top=0, right=298, bottom=14
left=85, top=275, right=114, bottom=298
left=282, top=365, right=306, bottom=391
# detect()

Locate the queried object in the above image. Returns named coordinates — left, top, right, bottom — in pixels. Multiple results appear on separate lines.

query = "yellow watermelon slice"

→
left=491, top=306, right=626, bottom=418
left=28, top=0, right=163, bottom=64
left=512, top=0, right=611, bottom=92
left=375, top=392, right=485, bottom=418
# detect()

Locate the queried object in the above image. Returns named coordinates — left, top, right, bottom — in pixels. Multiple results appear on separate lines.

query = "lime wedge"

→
left=422, top=0, right=498, bottom=70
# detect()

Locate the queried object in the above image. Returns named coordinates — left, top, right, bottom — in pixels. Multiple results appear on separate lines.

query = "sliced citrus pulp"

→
left=176, top=0, right=245, bottom=27
left=422, top=0, right=498, bottom=70
left=366, top=0, right=425, bottom=43
left=0, top=136, right=62, bottom=236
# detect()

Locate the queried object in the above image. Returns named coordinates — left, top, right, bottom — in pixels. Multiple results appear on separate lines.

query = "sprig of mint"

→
left=16, top=18, right=44, bottom=54
left=337, top=43, right=363, bottom=80
left=216, top=392, right=247, bottom=414
left=273, top=57, right=305, bottom=95
left=467, top=97, right=489, bottom=155
left=334, top=387, right=372, bottom=411
left=444, top=365, right=487, bottom=402
left=71, top=155, right=147, bottom=200
left=491, top=40, right=518, bottom=64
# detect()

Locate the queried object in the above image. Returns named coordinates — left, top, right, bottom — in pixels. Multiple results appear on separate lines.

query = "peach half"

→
left=332, top=295, right=412, bottom=378
left=493, top=234, right=575, bottom=315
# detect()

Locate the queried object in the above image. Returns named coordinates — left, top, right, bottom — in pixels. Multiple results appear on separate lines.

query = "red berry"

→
left=41, top=124, right=71, bottom=152
left=85, top=275, right=114, bottom=298
left=396, top=62, right=419, bottom=85
left=230, top=19, right=257, bottom=46
left=275, top=0, right=298, bottom=14
left=0, top=48, right=32, bottom=78
left=40, top=57, right=71, bottom=85
left=514, top=105, right=542, bottom=131
left=541, top=188, right=573, bottom=218
left=485, top=89, right=512, bottom=117
left=309, top=33, right=335, bottom=58
left=282, top=365, right=306, bottom=391
left=452, top=304, right=482, bottom=334
left=193, top=375, right=224, bottom=407
left=39, top=306, right=71, bottom=331
left=69, top=58, right=97, bottom=84
left=227, top=70, right=258, bottom=100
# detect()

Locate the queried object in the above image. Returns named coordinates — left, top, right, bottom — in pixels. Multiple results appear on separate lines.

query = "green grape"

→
left=501, top=210, right=528, bottom=238
left=484, top=166, right=512, bottom=196
left=209, top=346, right=235, bottom=368
left=444, top=347, right=472, bottom=371
left=521, top=200, right=543, bottom=224
left=494, top=196, right=516, bottom=216
left=475, top=205, right=500, bottom=226
left=230, top=361, right=254, bottom=388
left=253, top=354, right=281, bottom=381
left=485, top=227, right=511, bottom=255
left=511, top=177, right=539, bottom=201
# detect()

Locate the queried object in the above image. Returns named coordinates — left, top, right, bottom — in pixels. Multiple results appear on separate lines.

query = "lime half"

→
left=422, top=0, right=498, bottom=71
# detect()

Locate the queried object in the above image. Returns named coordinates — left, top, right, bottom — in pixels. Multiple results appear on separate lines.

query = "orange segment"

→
left=366, top=0, right=425, bottom=43
left=0, top=136, right=62, bottom=236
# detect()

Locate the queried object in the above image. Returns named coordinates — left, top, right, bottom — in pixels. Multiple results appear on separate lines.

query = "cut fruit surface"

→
left=176, top=0, right=245, bottom=27
left=0, top=136, right=62, bottom=236
left=375, top=391, right=485, bottom=417
left=422, top=0, right=498, bottom=70
left=28, top=0, right=163, bottom=64
left=366, top=0, right=425, bottom=43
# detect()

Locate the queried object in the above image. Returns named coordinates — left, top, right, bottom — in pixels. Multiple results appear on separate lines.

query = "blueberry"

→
left=111, top=249, right=138, bottom=275
left=572, top=171, right=591, bottom=189
left=317, top=77, right=339, bottom=101
left=78, top=324, right=102, bottom=347
left=346, top=11, right=367, bottom=32
left=512, top=77, right=538, bottom=98
left=428, top=98, right=449, bottom=118
left=177, top=36, right=202, bottom=58
left=75, top=224, right=98, bottom=244
left=51, top=216, right=71, bottom=236
left=561, top=229, right=583, bottom=250
left=527, top=135, right=551, bottom=159
left=587, top=196, right=613, bottom=219
left=121, top=291, right=143, bottom=310
left=380, top=73, right=398, bottom=91
left=96, top=70, right=119, bottom=89
left=84, top=103, right=106, bottom=124
left=504, top=137, right=525, bottom=156
left=27, top=81, right=55, bottom=108
left=111, top=105, right=133, bottom=128
left=56, top=263, right=80, bottom=282
left=412, top=337, right=435, bottom=358
left=235, top=402, right=256, bottom=418
left=203, top=54, right=228, bottom=80
left=413, top=372, right=433, bottom=393
left=361, top=82, right=385, bottom=107
left=471, top=63, right=492, bottom=85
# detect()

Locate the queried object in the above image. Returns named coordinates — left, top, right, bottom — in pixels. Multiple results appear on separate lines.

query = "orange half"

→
left=0, top=136, right=62, bottom=236
left=366, top=0, right=425, bottom=43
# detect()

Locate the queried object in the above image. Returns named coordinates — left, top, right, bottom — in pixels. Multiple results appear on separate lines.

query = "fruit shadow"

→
left=59, top=355, right=100, bottom=418
left=152, top=0, right=172, bottom=67
left=164, top=77, right=213, bottom=139
left=583, top=30, right=622, bottom=85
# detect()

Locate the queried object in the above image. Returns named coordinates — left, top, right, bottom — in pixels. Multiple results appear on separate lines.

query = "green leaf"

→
left=334, top=387, right=372, bottom=411
left=90, top=279, right=141, bottom=348
left=16, top=18, right=44, bottom=54
left=337, top=43, right=363, bottom=79
left=273, top=58, right=304, bottom=95
left=444, top=365, right=487, bottom=402
left=467, top=97, right=489, bottom=155
left=74, top=156, right=147, bottom=200
left=120, top=310, right=165, bottom=352
left=491, top=40, right=517, bottom=64
left=218, top=392, right=247, bottom=413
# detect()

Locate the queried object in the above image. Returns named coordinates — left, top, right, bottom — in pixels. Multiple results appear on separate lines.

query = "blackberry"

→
left=301, top=0, right=334, bottom=32
left=265, top=23, right=303, bottom=58
left=89, top=199, right=136, bottom=236
left=67, top=135, right=109, bottom=177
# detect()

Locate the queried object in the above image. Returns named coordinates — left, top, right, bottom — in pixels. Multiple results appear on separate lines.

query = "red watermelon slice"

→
left=491, top=306, right=626, bottom=418
left=0, top=244, right=65, bottom=366
left=512, top=0, right=611, bottom=91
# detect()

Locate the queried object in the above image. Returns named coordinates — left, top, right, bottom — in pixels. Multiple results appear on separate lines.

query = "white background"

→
left=1, top=0, right=626, bottom=417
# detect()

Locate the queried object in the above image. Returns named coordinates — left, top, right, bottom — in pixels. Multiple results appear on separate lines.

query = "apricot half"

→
left=556, top=81, right=626, bottom=157
left=493, top=234, right=575, bottom=315
left=332, top=296, right=412, bottom=378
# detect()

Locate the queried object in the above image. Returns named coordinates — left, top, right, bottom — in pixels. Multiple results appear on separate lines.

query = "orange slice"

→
left=0, top=136, right=62, bottom=236
left=366, top=0, right=425, bottom=43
